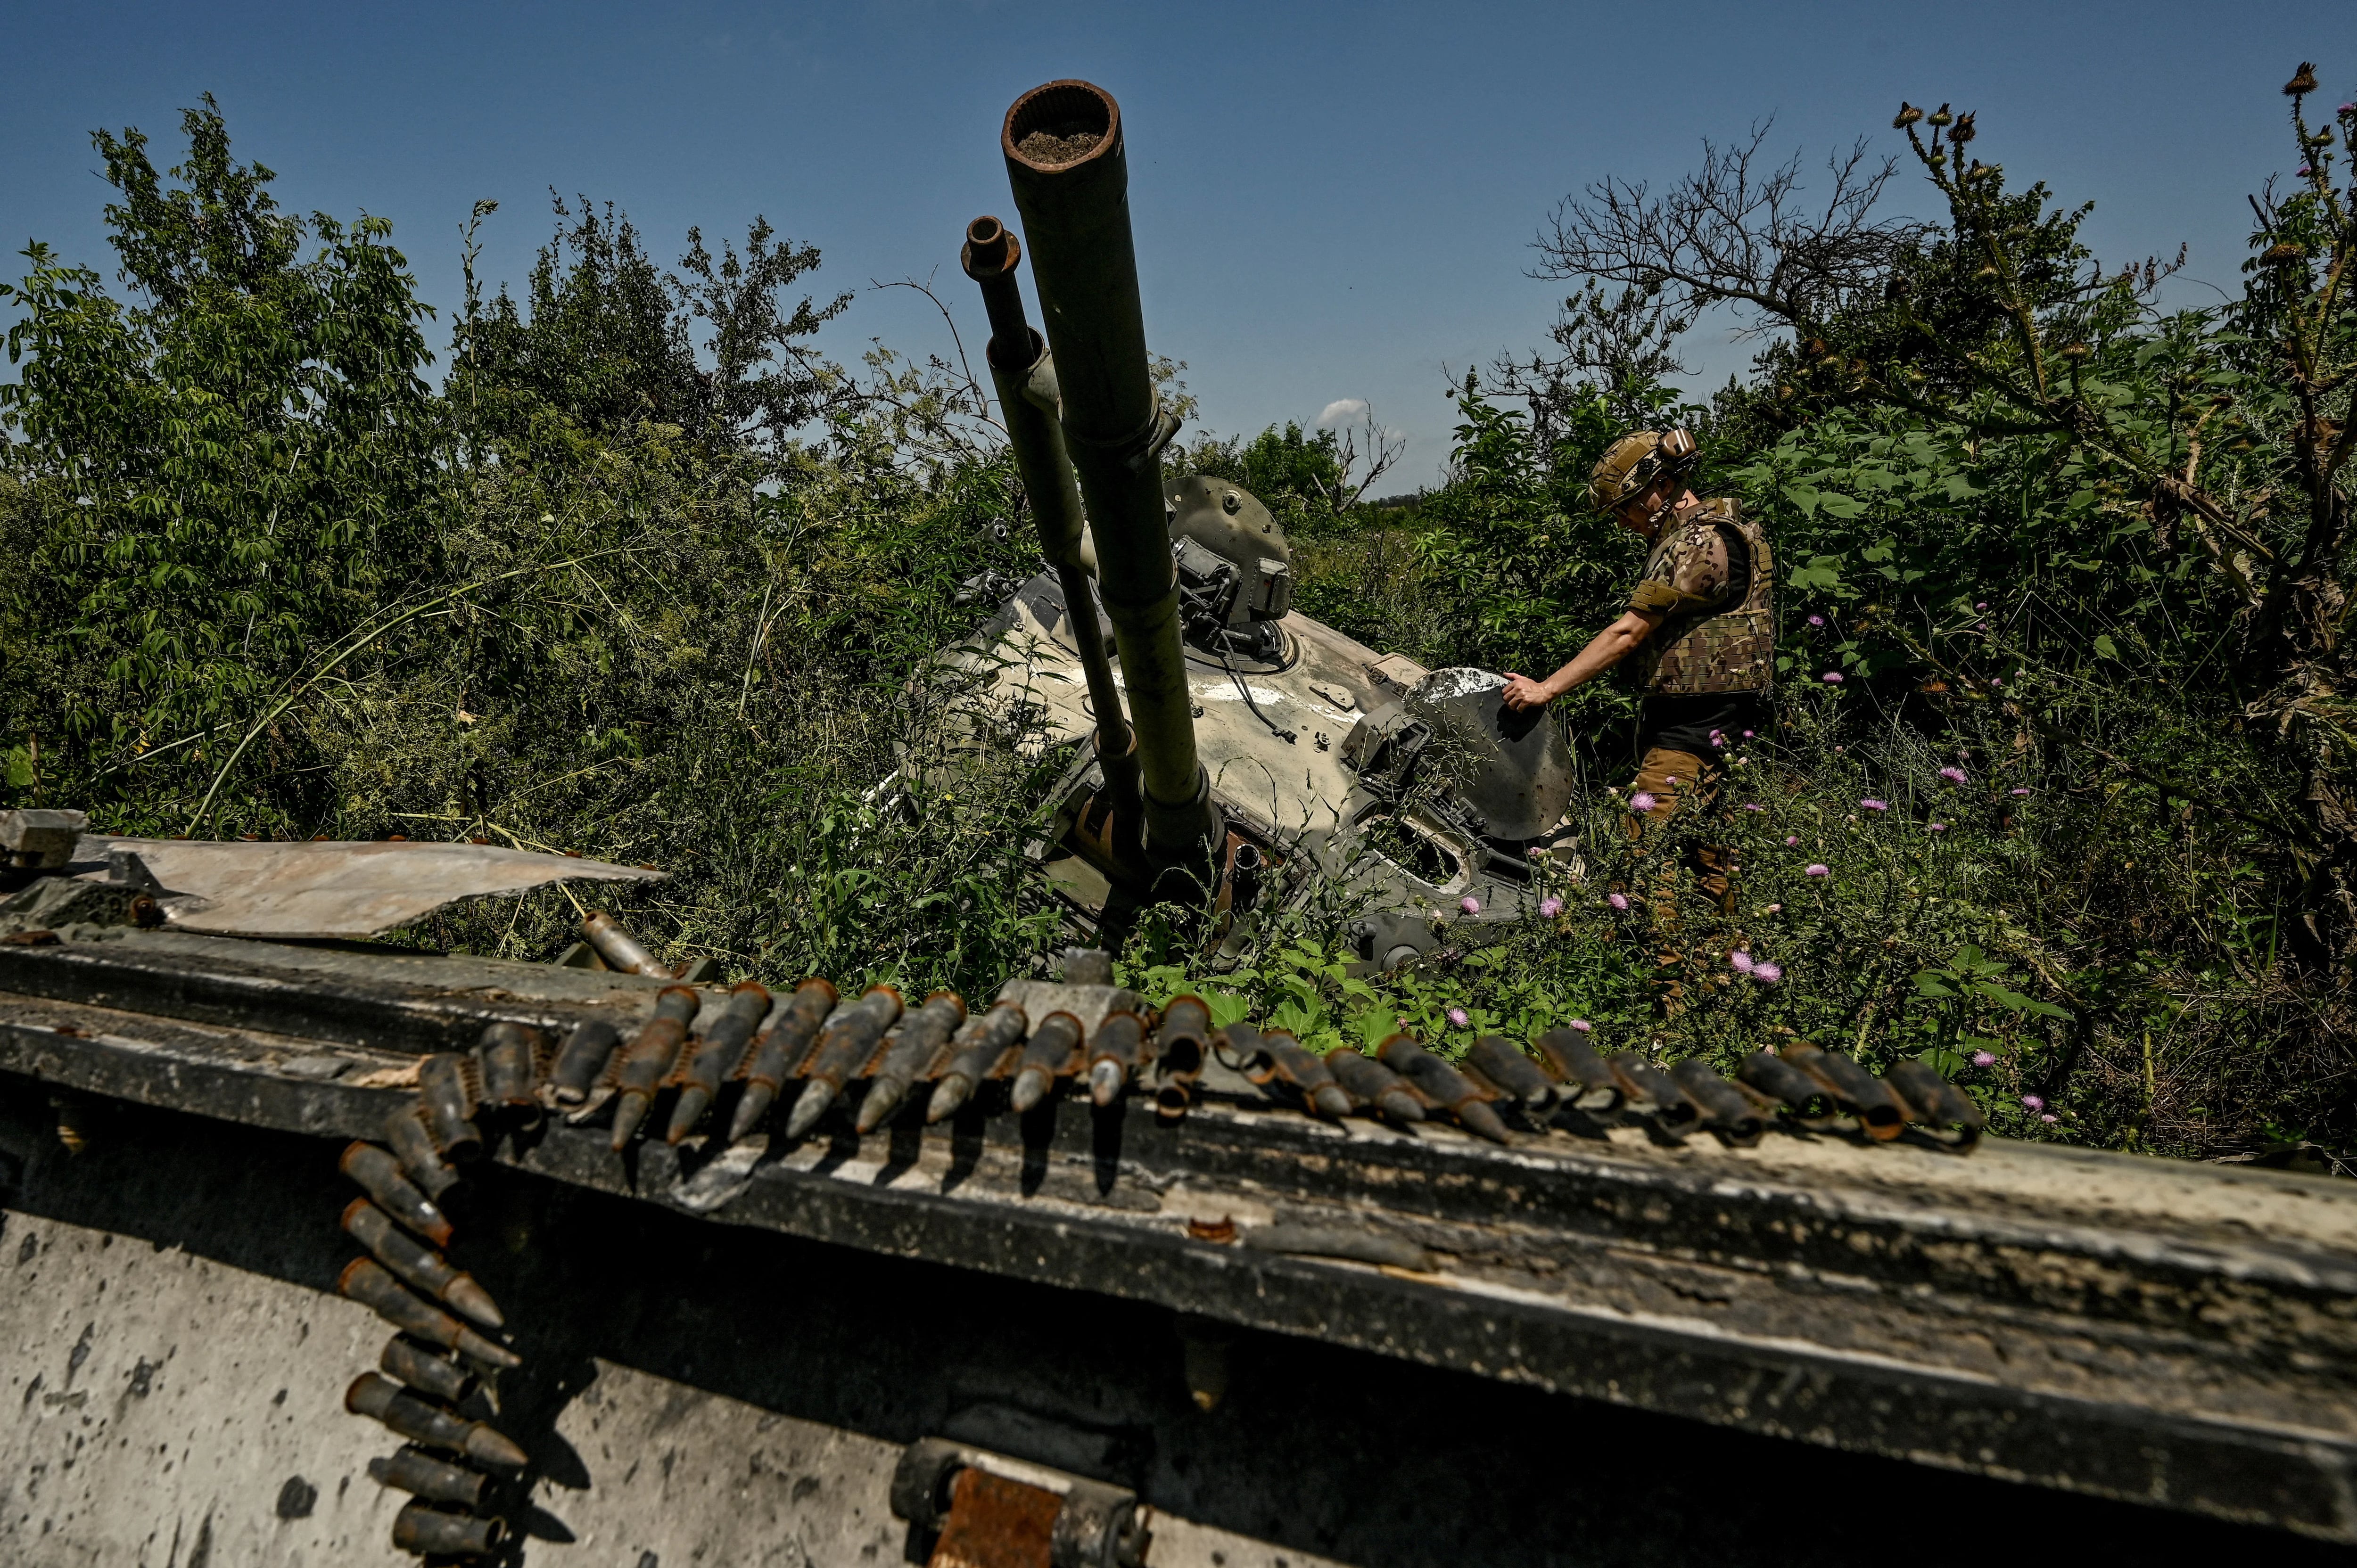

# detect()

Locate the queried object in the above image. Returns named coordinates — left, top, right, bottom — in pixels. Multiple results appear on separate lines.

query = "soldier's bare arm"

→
left=1500, top=607, right=1666, bottom=710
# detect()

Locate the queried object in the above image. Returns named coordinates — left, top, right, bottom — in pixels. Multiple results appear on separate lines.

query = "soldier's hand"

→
left=1500, top=673, right=1552, bottom=711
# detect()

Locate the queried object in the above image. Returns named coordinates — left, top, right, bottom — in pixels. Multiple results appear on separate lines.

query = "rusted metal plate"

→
left=60, top=836, right=658, bottom=938
left=931, top=1466, right=1062, bottom=1568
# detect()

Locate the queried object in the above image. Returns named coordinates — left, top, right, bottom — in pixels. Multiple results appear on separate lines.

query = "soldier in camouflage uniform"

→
left=1501, top=429, right=1774, bottom=924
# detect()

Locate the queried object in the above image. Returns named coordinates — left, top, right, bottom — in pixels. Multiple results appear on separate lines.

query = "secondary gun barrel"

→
left=368, top=1445, right=489, bottom=1510
left=962, top=214, right=1144, bottom=856
left=1377, top=1034, right=1511, bottom=1143
left=668, top=981, right=774, bottom=1143
left=785, top=986, right=906, bottom=1140
left=1009, top=1011, right=1084, bottom=1114
left=856, top=992, right=969, bottom=1133
left=609, top=985, right=702, bottom=1150
left=339, top=1142, right=453, bottom=1248
left=346, top=1372, right=527, bottom=1469
left=729, top=978, right=839, bottom=1141
left=1325, top=1049, right=1425, bottom=1124
left=1001, top=80, right=1223, bottom=887
left=925, top=1000, right=1030, bottom=1122
left=342, top=1198, right=504, bottom=1330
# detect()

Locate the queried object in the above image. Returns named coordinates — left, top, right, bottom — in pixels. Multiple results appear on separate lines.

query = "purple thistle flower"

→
left=1808, top=614, right=1825, bottom=626
left=1928, top=822, right=1947, bottom=833
left=1742, top=729, right=1754, bottom=739
left=1568, top=1018, right=1593, bottom=1033
left=1665, top=775, right=1680, bottom=785
left=1629, top=792, right=1658, bottom=812
left=2020, top=1094, right=2044, bottom=1111
left=1989, top=676, right=2003, bottom=687
left=1785, top=835, right=1801, bottom=846
left=1767, top=902, right=1782, bottom=912
left=1460, top=896, right=1481, bottom=915
left=1975, top=600, right=1987, bottom=610
left=1860, top=798, right=1888, bottom=812
left=2298, top=164, right=2313, bottom=176
left=1607, top=892, right=1630, bottom=911
left=1822, top=671, right=1844, bottom=684
left=1742, top=803, right=1764, bottom=812
left=1938, top=766, right=1968, bottom=785
left=2040, top=1113, right=2059, bottom=1125
left=2011, top=787, right=2032, bottom=796
left=1751, top=961, right=1783, bottom=984
left=1446, top=1007, right=1470, bottom=1028
left=1539, top=895, right=1563, bottom=918
left=1711, top=734, right=1726, bottom=748
left=1730, top=950, right=1756, bottom=972
left=1970, top=1050, right=1996, bottom=1067
left=1805, top=863, right=1830, bottom=878
left=2341, top=103, right=2355, bottom=114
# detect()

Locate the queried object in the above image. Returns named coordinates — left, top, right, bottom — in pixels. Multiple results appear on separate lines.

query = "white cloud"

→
left=1314, top=398, right=1368, bottom=429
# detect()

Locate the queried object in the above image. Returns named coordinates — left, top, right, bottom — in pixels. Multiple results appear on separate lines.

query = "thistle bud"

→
left=2058, top=342, right=2092, bottom=362
left=1801, top=337, right=1830, bottom=360
left=2264, top=242, right=2305, bottom=264
left=1894, top=102, right=1922, bottom=128
left=1974, top=264, right=2001, bottom=281
left=2284, top=63, right=2317, bottom=97
left=1928, top=104, right=1953, bottom=127
left=1952, top=112, right=1977, bottom=143
left=1776, top=384, right=1797, bottom=402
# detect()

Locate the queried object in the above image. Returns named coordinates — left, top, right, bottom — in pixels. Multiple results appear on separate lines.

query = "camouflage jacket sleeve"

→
left=1627, top=512, right=1737, bottom=616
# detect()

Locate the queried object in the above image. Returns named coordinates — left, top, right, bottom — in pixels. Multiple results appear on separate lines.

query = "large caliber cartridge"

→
left=342, top=1199, right=504, bottom=1330
left=475, top=1021, right=543, bottom=1125
left=392, top=1499, right=506, bottom=1557
left=856, top=992, right=968, bottom=1133
left=1607, top=1053, right=1699, bottom=1133
left=1009, top=1012, right=1084, bottom=1113
left=1884, top=1059, right=1985, bottom=1149
left=1324, top=1049, right=1425, bottom=1124
left=1377, top=1034, right=1510, bottom=1143
left=381, top=1105, right=460, bottom=1200
left=728, top=978, right=838, bottom=1141
left=1669, top=1059, right=1764, bottom=1145
left=345, top=1372, right=527, bottom=1469
left=1532, top=1027, right=1623, bottom=1110
left=668, top=981, right=774, bottom=1143
left=579, top=909, right=672, bottom=977
left=338, top=1260, right=519, bottom=1370
left=1248, top=1031, right=1352, bottom=1119
left=1465, top=1036, right=1562, bottom=1117
left=1214, top=1020, right=1274, bottom=1078
left=381, top=1335, right=479, bottom=1404
left=368, top=1445, right=489, bottom=1510
left=548, top=1018, right=622, bottom=1106
left=415, top=1054, right=482, bottom=1163
left=925, top=1001, right=1028, bottom=1122
left=609, top=985, right=701, bottom=1149
left=784, top=986, right=905, bottom=1139
left=1086, top=1010, right=1148, bottom=1108
left=1736, top=1049, right=1838, bottom=1121
left=1784, top=1043, right=1905, bottom=1138
left=1150, top=996, right=1212, bottom=1120
left=338, top=1143, right=453, bottom=1248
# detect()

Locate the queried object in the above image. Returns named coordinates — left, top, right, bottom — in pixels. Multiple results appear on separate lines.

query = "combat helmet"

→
left=1587, top=428, right=1700, bottom=518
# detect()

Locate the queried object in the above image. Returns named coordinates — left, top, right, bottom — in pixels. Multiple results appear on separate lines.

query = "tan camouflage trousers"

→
left=1619, top=747, right=1735, bottom=1012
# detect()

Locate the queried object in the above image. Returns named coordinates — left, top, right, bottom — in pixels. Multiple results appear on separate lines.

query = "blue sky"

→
left=4, top=1, right=2350, bottom=484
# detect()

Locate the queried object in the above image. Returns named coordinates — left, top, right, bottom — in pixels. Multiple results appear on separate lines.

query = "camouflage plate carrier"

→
left=1626, top=500, right=1776, bottom=696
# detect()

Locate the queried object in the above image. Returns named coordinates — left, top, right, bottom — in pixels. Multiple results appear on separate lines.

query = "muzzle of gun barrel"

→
left=856, top=991, right=968, bottom=1133
left=548, top=1018, right=622, bottom=1106
left=1255, top=1032, right=1353, bottom=1120
left=925, top=1000, right=1028, bottom=1123
left=785, top=985, right=905, bottom=1141
left=1150, top=995, right=1211, bottom=1120
left=381, top=1105, right=460, bottom=1200
left=1378, top=1034, right=1511, bottom=1143
left=1607, top=1053, right=1699, bottom=1133
left=476, top=1020, right=544, bottom=1126
left=668, top=980, right=774, bottom=1144
left=1784, top=1043, right=1905, bottom=1138
left=1324, top=1049, right=1425, bottom=1124
left=1465, top=1035, right=1563, bottom=1118
left=1087, top=1010, right=1147, bottom=1108
left=1533, top=1027, right=1624, bottom=1111
left=368, top=1445, right=489, bottom=1510
left=609, top=985, right=702, bottom=1150
left=345, top=1372, right=527, bottom=1469
left=342, top=1199, right=505, bottom=1330
left=1884, top=1059, right=1985, bottom=1149
left=391, top=1498, right=505, bottom=1557
left=338, top=1259, right=519, bottom=1370
left=416, top=1053, right=483, bottom=1163
left=338, top=1143, right=453, bottom=1248
left=1669, top=1059, right=1765, bottom=1146
left=1736, top=1048, right=1838, bottom=1122
left=1010, top=1011, right=1084, bottom=1114
left=380, top=1334, right=479, bottom=1405
left=729, top=978, right=838, bottom=1141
